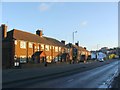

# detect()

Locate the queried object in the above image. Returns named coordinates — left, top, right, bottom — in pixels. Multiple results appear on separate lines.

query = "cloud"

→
left=80, top=21, right=88, bottom=27
left=39, top=3, right=50, bottom=11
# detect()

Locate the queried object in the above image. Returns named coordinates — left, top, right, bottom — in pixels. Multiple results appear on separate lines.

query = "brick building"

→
left=66, top=43, right=91, bottom=63
left=2, top=24, right=91, bottom=68
left=2, top=24, right=68, bottom=68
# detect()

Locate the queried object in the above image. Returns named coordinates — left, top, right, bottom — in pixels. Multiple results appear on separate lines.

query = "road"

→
left=3, top=60, right=119, bottom=88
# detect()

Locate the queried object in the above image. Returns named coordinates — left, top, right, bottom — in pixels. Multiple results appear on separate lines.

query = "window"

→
left=29, top=42, right=33, bottom=48
left=45, top=45, right=49, bottom=51
left=37, top=46, right=39, bottom=50
left=50, top=46, right=52, bottom=49
left=20, top=41, right=26, bottom=49
left=67, top=48, right=70, bottom=53
left=14, top=40, right=17, bottom=45
left=36, top=46, right=39, bottom=51
left=20, top=56, right=27, bottom=63
left=59, top=47, right=61, bottom=52
left=53, top=46, right=54, bottom=49
left=55, top=47, right=58, bottom=52
left=41, top=44, right=44, bottom=50
left=50, top=56, right=52, bottom=59
left=14, top=55, right=17, bottom=60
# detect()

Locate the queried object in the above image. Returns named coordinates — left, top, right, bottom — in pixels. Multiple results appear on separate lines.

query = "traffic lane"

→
left=24, top=60, right=119, bottom=88
left=3, top=59, right=119, bottom=88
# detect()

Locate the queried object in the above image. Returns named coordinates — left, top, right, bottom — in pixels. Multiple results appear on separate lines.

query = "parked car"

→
left=98, top=58, right=104, bottom=62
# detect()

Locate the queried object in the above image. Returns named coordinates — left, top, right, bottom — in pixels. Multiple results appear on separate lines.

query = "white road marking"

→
left=67, top=79, right=74, bottom=82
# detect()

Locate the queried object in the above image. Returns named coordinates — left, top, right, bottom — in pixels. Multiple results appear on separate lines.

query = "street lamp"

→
left=97, top=44, right=100, bottom=51
left=73, top=31, right=77, bottom=44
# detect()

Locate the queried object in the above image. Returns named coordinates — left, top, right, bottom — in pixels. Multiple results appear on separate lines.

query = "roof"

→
left=7, top=29, right=66, bottom=47
left=66, top=43, right=90, bottom=52
left=73, top=45, right=87, bottom=51
left=44, top=36, right=66, bottom=47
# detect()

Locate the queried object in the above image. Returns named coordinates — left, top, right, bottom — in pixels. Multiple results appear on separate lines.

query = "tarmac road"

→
left=3, top=59, right=119, bottom=89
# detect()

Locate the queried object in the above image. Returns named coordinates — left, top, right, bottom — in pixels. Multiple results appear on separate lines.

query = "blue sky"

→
left=2, top=2, right=118, bottom=50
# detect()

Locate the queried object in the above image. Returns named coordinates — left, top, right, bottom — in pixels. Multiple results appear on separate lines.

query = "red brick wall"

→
left=15, top=40, right=27, bottom=57
left=2, top=40, right=14, bottom=68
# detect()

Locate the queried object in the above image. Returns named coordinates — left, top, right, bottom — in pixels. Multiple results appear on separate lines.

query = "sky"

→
left=1, top=2, right=118, bottom=51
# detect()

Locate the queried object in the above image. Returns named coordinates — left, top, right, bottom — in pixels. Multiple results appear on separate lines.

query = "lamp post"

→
left=97, top=44, right=100, bottom=51
left=73, top=31, right=77, bottom=44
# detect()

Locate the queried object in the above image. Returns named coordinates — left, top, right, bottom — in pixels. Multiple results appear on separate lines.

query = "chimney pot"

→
left=84, top=47, right=86, bottom=49
left=61, top=40, right=65, bottom=45
left=75, top=43, right=79, bottom=46
left=36, top=30, right=43, bottom=37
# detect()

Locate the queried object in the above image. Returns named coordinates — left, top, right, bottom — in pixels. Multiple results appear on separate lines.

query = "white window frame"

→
left=37, top=46, right=40, bottom=51
left=50, top=46, right=52, bottom=49
left=20, top=41, right=26, bottom=49
left=55, top=46, right=58, bottom=52
left=20, top=56, right=27, bottom=63
left=37, top=46, right=39, bottom=50
left=53, top=46, right=54, bottom=49
left=14, top=40, right=17, bottom=45
left=59, top=47, right=61, bottom=52
left=50, top=56, right=52, bottom=59
left=41, top=44, right=44, bottom=50
left=45, top=45, right=49, bottom=51
left=35, top=46, right=37, bottom=49
left=46, top=56, right=49, bottom=60
left=29, top=42, right=33, bottom=48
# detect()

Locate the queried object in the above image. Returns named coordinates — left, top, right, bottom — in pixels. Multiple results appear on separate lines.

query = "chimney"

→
left=75, top=43, right=79, bottom=46
left=1, top=24, right=7, bottom=39
left=36, top=30, right=43, bottom=37
left=84, top=47, right=86, bottom=49
left=69, top=43, right=72, bottom=47
left=61, top=40, right=65, bottom=45
left=75, top=41, right=79, bottom=46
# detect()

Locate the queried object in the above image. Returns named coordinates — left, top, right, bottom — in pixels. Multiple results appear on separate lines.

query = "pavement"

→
left=2, top=59, right=118, bottom=86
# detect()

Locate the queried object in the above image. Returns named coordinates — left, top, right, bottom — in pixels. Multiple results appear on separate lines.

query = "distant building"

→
left=66, top=42, right=91, bottom=63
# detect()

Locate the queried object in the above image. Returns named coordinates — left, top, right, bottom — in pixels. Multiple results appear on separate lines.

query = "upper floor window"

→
left=20, top=41, right=26, bottom=49
left=37, top=46, right=39, bottom=50
left=67, top=48, right=70, bottom=53
left=14, top=40, right=17, bottom=45
left=55, top=47, right=58, bottom=52
left=45, top=45, right=49, bottom=51
left=50, top=46, right=52, bottom=49
left=59, top=47, right=61, bottom=52
left=53, top=46, right=54, bottom=49
left=29, top=42, right=33, bottom=48
left=41, top=44, right=44, bottom=50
